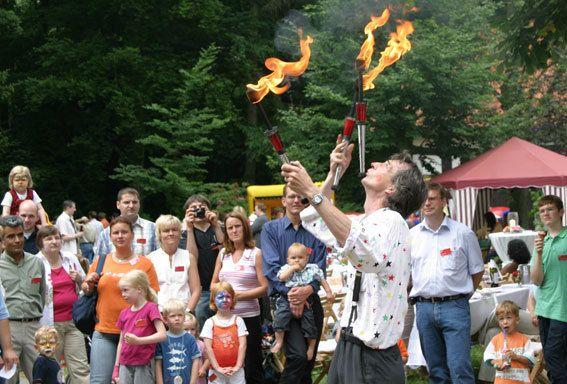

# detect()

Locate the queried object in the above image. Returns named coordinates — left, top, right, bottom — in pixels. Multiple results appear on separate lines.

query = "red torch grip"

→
left=266, top=128, right=285, bottom=153
left=356, top=102, right=367, bottom=122
left=343, top=117, right=355, bottom=139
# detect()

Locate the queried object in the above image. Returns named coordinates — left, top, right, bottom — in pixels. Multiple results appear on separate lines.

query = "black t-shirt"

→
left=24, top=230, right=39, bottom=254
left=180, top=226, right=220, bottom=291
left=32, top=355, right=63, bottom=384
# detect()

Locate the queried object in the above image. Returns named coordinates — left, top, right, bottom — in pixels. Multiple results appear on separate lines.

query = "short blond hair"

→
left=34, top=326, right=59, bottom=345
left=288, top=242, right=308, bottom=258
left=162, top=299, right=186, bottom=318
left=154, top=214, right=182, bottom=246
left=496, top=300, right=520, bottom=318
left=210, top=281, right=236, bottom=311
left=9, top=165, right=33, bottom=188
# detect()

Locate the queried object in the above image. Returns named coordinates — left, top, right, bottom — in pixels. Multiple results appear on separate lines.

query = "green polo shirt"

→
left=0, top=251, right=46, bottom=319
left=531, top=227, right=567, bottom=322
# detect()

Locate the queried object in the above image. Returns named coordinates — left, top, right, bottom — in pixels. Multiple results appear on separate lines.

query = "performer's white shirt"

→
left=301, top=206, right=410, bottom=349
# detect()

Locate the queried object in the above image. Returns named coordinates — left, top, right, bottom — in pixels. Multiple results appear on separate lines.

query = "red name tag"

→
left=306, top=247, right=313, bottom=255
left=31, top=277, right=41, bottom=284
left=440, top=248, right=452, bottom=257
left=136, top=238, right=146, bottom=244
left=134, top=318, right=147, bottom=327
left=559, top=255, right=567, bottom=261
left=175, top=266, right=184, bottom=272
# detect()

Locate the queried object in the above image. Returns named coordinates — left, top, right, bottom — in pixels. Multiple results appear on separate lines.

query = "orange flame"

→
left=355, top=8, right=390, bottom=71
left=362, top=20, right=414, bottom=90
left=246, top=32, right=314, bottom=104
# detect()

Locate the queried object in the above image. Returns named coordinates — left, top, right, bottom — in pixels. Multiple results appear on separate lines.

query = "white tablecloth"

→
left=406, top=285, right=532, bottom=367
left=488, top=231, right=538, bottom=264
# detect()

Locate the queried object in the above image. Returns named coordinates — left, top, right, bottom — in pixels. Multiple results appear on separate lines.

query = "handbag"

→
left=72, top=253, right=107, bottom=335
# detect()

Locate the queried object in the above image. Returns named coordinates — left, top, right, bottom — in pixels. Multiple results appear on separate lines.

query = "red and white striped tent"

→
left=431, top=137, right=567, bottom=229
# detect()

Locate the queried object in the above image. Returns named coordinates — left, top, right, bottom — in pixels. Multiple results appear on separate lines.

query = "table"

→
left=406, top=284, right=533, bottom=367
left=488, top=231, right=537, bottom=264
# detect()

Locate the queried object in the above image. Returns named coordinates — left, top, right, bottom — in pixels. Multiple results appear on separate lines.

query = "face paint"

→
left=36, top=334, right=59, bottom=358
left=214, top=290, right=233, bottom=311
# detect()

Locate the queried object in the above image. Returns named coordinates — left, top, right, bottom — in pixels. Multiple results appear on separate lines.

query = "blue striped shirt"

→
left=261, top=216, right=327, bottom=295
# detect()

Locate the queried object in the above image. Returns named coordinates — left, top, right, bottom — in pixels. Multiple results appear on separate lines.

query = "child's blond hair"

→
left=162, top=299, right=186, bottom=318
left=496, top=300, right=520, bottom=318
left=209, top=281, right=237, bottom=311
left=288, top=242, right=308, bottom=258
left=184, top=312, right=200, bottom=335
left=34, top=326, right=59, bottom=345
left=8, top=165, right=33, bottom=188
left=118, top=270, right=158, bottom=303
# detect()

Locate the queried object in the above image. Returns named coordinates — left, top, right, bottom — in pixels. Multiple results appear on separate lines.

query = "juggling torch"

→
left=331, top=113, right=356, bottom=191
left=355, top=71, right=367, bottom=178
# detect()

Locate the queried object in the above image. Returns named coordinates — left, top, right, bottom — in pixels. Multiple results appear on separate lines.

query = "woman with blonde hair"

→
left=211, top=211, right=268, bottom=384
left=148, top=214, right=201, bottom=313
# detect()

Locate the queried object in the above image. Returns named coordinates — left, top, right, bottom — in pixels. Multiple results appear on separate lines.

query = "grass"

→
left=311, top=344, right=486, bottom=384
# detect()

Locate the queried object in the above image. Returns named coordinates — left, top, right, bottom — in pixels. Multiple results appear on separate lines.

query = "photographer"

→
left=180, top=195, right=224, bottom=329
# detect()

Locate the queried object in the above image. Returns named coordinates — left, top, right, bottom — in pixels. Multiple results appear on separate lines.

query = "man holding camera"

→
left=181, top=194, right=224, bottom=329
left=94, top=187, right=157, bottom=257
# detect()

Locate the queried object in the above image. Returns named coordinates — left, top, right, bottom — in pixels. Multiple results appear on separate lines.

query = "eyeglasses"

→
left=0, top=216, right=23, bottom=227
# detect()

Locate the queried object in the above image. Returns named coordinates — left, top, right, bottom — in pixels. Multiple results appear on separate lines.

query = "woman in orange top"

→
left=82, top=215, right=159, bottom=384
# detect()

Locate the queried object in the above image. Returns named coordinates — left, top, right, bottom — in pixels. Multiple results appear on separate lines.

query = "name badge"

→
left=440, top=248, right=452, bottom=257
left=175, top=266, right=184, bottom=272
left=559, top=255, right=567, bottom=261
left=134, top=318, right=147, bottom=327
left=31, top=277, right=42, bottom=284
left=136, top=238, right=146, bottom=244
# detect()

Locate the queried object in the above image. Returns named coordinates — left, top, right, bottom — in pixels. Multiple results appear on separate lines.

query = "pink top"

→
left=51, top=267, right=77, bottom=322
left=196, top=339, right=206, bottom=384
left=116, top=301, right=162, bottom=365
left=218, top=247, right=261, bottom=317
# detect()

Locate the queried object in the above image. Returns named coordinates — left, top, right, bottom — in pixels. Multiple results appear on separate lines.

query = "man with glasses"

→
left=532, top=195, right=567, bottom=384
left=409, top=183, right=483, bottom=384
left=0, top=216, right=46, bottom=383
left=261, top=185, right=327, bottom=384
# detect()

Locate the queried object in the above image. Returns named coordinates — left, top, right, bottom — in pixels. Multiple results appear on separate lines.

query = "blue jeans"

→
left=196, top=291, right=215, bottom=331
left=80, top=243, right=94, bottom=263
left=90, top=331, right=119, bottom=384
left=416, top=297, right=474, bottom=384
left=538, top=316, right=567, bottom=384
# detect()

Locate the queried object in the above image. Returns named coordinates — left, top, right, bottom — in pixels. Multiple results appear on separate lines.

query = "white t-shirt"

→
left=200, top=315, right=248, bottom=340
left=147, top=248, right=193, bottom=309
left=1, top=190, right=42, bottom=207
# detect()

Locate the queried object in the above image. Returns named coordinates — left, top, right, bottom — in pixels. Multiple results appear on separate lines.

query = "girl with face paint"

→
left=200, top=282, right=248, bottom=384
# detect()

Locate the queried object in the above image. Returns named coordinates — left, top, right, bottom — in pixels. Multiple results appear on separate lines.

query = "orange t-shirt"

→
left=397, top=339, right=408, bottom=359
left=212, top=319, right=240, bottom=367
left=483, top=331, right=536, bottom=384
left=89, top=254, right=159, bottom=334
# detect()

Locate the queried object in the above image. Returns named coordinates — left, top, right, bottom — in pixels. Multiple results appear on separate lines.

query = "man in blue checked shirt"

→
left=261, top=184, right=326, bottom=384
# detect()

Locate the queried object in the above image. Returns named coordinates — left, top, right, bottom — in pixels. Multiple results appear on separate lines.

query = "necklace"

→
left=112, top=253, right=136, bottom=264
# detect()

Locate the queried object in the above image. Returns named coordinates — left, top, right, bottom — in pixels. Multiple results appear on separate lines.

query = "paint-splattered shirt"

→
left=301, top=206, right=411, bottom=349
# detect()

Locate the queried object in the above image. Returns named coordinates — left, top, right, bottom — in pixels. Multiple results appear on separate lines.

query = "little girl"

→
left=201, top=282, right=248, bottom=384
left=185, top=312, right=209, bottom=384
left=113, top=270, right=167, bottom=384
left=2, top=165, right=47, bottom=224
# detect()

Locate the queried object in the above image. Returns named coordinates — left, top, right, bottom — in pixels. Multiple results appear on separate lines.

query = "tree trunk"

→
left=441, top=156, right=453, bottom=172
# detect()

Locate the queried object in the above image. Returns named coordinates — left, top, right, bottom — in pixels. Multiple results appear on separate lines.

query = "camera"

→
left=193, top=207, right=206, bottom=219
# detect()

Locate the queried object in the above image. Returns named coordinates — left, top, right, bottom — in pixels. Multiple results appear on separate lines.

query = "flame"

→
left=362, top=20, right=414, bottom=90
left=355, top=8, right=390, bottom=71
left=246, top=32, right=314, bottom=104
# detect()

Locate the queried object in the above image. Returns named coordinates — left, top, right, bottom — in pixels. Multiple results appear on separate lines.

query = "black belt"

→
left=10, top=317, right=41, bottom=323
left=341, top=328, right=371, bottom=349
left=411, top=293, right=468, bottom=304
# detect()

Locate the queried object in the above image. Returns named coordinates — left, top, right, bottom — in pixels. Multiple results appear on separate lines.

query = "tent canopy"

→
left=431, top=137, right=567, bottom=189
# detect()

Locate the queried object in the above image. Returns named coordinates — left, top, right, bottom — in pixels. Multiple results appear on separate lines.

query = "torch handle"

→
left=357, top=122, right=366, bottom=177
left=331, top=137, right=352, bottom=191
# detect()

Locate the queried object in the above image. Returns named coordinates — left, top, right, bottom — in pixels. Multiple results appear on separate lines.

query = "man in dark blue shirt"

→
left=261, top=184, right=326, bottom=384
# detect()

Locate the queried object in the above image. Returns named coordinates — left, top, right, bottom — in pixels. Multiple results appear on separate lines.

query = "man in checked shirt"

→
left=282, top=139, right=426, bottom=384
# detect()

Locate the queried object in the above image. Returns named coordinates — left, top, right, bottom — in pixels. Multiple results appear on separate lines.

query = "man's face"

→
left=421, top=189, right=447, bottom=218
left=19, top=203, right=38, bottom=232
left=66, top=203, right=77, bottom=216
left=2, top=226, right=24, bottom=256
left=116, top=193, right=140, bottom=216
left=281, top=188, right=308, bottom=217
left=361, top=159, right=404, bottom=194
left=538, top=203, right=563, bottom=228
left=188, top=201, right=208, bottom=223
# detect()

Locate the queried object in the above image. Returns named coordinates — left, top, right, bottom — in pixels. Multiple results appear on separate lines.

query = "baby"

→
left=271, top=242, right=333, bottom=360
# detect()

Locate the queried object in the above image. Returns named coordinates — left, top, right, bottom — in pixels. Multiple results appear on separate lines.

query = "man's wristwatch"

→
left=311, top=193, right=324, bottom=206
